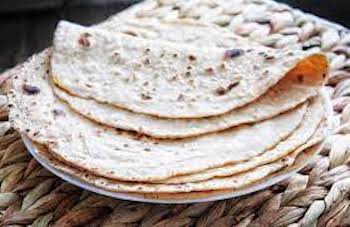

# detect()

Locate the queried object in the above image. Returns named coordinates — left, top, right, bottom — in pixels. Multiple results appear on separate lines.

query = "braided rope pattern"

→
left=0, top=0, right=350, bottom=226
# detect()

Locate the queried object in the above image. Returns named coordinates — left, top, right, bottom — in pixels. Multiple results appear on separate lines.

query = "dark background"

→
left=0, top=0, right=349, bottom=72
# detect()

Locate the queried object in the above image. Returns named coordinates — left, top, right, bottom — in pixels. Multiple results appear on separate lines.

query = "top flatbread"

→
left=8, top=50, right=315, bottom=182
left=50, top=19, right=326, bottom=138
left=51, top=21, right=327, bottom=118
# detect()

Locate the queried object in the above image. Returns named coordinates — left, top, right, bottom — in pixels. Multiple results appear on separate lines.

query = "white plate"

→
left=22, top=135, right=319, bottom=204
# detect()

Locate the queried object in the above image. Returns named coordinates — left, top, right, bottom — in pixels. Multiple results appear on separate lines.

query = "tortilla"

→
left=51, top=21, right=327, bottom=118
left=8, top=50, right=314, bottom=182
left=33, top=142, right=292, bottom=193
left=138, top=143, right=322, bottom=201
left=51, top=19, right=323, bottom=138
left=30, top=141, right=321, bottom=199
left=159, top=119, right=327, bottom=183
left=31, top=136, right=322, bottom=193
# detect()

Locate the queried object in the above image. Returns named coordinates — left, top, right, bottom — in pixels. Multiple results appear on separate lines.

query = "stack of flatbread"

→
left=6, top=17, right=330, bottom=201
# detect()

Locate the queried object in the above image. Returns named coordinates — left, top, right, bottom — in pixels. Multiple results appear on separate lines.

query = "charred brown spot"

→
left=188, top=55, right=197, bottom=61
left=141, top=93, right=152, bottom=100
left=297, top=75, right=304, bottom=83
left=143, top=59, right=150, bottom=65
left=322, top=73, right=327, bottom=78
left=78, top=33, right=92, bottom=47
left=220, top=63, right=226, bottom=70
left=173, top=53, right=178, bottom=58
left=145, top=48, right=151, bottom=53
left=85, top=83, right=92, bottom=88
left=205, top=67, right=214, bottom=74
left=185, top=71, right=191, bottom=77
left=264, top=55, right=275, bottom=61
left=227, top=81, right=240, bottom=90
left=124, top=30, right=138, bottom=37
left=177, top=94, right=184, bottom=101
left=23, top=84, right=40, bottom=95
left=224, top=49, right=244, bottom=59
left=52, top=109, right=65, bottom=117
left=215, top=81, right=240, bottom=96
left=170, top=75, right=179, bottom=81
left=215, top=87, right=227, bottom=96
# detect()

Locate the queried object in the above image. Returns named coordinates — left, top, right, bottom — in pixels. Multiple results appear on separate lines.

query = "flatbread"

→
left=8, top=50, right=314, bottom=182
left=51, top=19, right=323, bottom=138
left=129, top=144, right=322, bottom=202
left=32, top=138, right=320, bottom=193
left=31, top=141, right=321, bottom=200
left=33, top=143, right=291, bottom=193
left=51, top=21, right=327, bottom=118
left=159, top=119, right=326, bottom=183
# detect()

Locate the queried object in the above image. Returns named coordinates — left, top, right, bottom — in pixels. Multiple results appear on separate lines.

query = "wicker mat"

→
left=0, top=0, right=350, bottom=226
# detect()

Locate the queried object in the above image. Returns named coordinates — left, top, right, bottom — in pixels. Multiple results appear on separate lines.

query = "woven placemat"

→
left=0, top=0, right=350, bottom=226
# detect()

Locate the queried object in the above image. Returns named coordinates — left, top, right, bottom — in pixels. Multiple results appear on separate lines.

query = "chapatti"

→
left=160, top=119, right=326, bottom=183
left=32, top=140, right=319, bottom=193
left=52, top=19, right=326, bottom=138
left=51, top=21, right=327, bottom=118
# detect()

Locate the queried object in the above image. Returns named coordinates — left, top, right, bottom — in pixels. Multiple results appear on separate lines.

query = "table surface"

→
left=0, top=0, right=349, bottom=73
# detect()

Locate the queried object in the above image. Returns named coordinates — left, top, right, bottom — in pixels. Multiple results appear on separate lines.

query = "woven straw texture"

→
left=1, top=0, right=350, bottom=226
